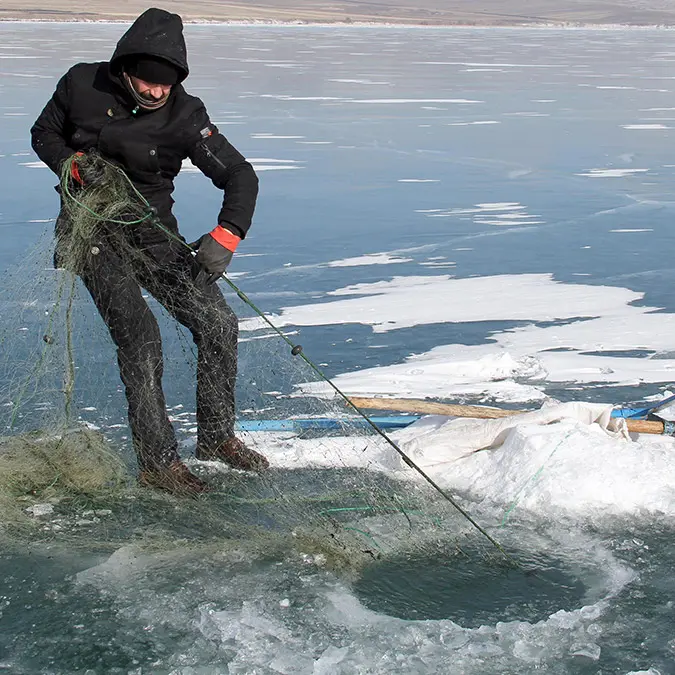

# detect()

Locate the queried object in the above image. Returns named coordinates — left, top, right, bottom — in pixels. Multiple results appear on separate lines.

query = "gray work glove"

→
left=190, top=225, right=240, bottom=286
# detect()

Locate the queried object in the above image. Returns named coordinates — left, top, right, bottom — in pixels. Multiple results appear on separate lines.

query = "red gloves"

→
left=70, top=151, right=85, bottom=186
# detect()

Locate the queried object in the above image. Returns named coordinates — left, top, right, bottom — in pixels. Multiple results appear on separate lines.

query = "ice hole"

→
left=353, top=546, right=588, bottom=627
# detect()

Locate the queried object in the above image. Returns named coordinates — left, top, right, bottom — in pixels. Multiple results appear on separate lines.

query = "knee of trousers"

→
left=117, top=343, right=164, bottom=379
left=107, top=306, right=163, bottom=354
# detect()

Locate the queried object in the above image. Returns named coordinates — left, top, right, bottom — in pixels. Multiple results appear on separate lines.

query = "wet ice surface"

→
left=2, top=22, right=675, bottom=675
left=2, top=425, right=674, bottom=674
left=1, top=518, right=673, bottom=674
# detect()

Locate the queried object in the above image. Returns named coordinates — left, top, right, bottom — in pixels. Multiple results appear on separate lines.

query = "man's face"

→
left=128, top=75, right=172, bottom=104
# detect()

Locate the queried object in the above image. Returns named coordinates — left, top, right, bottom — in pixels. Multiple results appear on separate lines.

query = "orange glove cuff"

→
left=209, top=225, right=241, bottom=252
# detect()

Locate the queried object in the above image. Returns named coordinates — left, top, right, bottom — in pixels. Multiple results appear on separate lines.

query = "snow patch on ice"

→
left=242, top=272, right=675, bottom=391
left=300, top=352, right=546, bottom=403
left=328, top=78, right=388, bottom=85
left=398, top=178, right=440, bottom=183
left=417, top=202, right=542, bottom=226
left=447, top=120, right=500, bottom=125
left=326, top=253, right=413, bottom=267
left=576, top=168, right=649, bottom=178
left=350, top=98, right=483, bottom=104
left=609, top=228, right=653, bottom=233
left=259, top=273, right=632, bottom=334
left=622, top=124, right=671, bottom=130
left=250, top=133, right=306, bottom=139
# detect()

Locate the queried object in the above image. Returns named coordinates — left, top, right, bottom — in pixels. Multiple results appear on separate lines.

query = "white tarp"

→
left=389, top=402, right=675, bottom=518
left=394, top=401, right=630, bottom=462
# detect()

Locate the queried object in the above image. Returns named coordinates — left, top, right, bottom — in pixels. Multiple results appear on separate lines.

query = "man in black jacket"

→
left=31, top=7, right=269, bottom=495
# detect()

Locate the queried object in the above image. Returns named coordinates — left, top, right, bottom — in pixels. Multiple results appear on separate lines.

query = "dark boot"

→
left=195, top=437, right=270, bottom=472
left=138, top=460, right=211, bottom=496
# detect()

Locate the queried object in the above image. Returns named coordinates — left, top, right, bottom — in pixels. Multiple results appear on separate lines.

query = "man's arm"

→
left=31, top=71, right=76, bottom=176
left=186, top=109, right=259, bottom=239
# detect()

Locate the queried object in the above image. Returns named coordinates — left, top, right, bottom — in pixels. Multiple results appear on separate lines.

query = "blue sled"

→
left=235, top=400, right=674, bottom=433
left=235, top=415, right=420, bottom=432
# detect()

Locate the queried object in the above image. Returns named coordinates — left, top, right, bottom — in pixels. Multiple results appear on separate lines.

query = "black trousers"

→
left=74, top=223, right=239, bottom=470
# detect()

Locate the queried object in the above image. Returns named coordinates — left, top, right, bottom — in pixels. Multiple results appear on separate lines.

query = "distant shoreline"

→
left=1, top=18, right=674, bottom=29
left=2, top=0, right=675, bottom=28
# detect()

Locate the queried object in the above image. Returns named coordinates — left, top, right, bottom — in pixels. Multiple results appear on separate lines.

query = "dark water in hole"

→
left=354, top=548, right=587, bottom=627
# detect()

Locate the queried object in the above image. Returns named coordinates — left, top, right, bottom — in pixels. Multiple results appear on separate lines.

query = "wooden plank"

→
left=348, top=396, right=666, bottom=435
left=350, top=397, right=519, bottom=419
left=623, top=419, right=665, bottom=435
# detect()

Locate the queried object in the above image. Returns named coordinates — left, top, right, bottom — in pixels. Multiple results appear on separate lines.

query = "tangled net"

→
left=0, top=151, right=501, bottom=571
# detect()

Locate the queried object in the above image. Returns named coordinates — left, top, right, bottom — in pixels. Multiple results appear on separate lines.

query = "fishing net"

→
left=0, top=152, right=505, bottom=571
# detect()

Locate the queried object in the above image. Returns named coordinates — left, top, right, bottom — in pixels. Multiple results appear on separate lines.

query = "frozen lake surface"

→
left=1, top=22, right=674, bottom=674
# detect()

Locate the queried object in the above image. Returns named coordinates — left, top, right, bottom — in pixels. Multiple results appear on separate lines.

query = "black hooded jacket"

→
left=30, top=7, right=258, bottom=239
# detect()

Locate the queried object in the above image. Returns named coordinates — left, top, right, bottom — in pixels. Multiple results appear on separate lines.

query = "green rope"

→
left=342, top=526, right=383, bottom=551
left=319, top=506, right=379, bottom=515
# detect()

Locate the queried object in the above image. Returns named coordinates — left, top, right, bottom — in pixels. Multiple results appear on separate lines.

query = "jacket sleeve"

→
left=186, top=107, right=259, bottom=239
left=30, top=70, right=76, bottom=176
